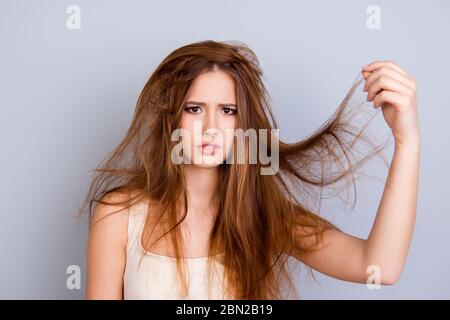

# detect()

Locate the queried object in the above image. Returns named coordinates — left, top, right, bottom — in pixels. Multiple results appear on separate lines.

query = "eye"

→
left=221, top=107, right=237, bottom=115
left=184, top=106, right=202, bottom=114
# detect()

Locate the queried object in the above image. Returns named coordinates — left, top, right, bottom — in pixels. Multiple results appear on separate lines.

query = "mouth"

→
left=196, top=143, right=221, bottom=155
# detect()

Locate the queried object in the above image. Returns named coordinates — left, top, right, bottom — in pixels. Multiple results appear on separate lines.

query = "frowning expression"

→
left=180, top=68, right=237, bottom=167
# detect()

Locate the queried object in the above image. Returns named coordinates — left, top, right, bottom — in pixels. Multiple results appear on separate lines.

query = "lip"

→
left=196, top=143, right=221, bottom=155
left=196, top=143, right=221, bottom=149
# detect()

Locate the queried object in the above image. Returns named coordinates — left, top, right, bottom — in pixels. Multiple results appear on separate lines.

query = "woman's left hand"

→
left=362, top=60, right=420, bottom=148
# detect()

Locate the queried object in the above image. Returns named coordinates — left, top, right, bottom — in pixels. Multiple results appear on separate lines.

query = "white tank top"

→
left=123, top=196, right=300, bottom=300
left=123, top=197, right=230, bottom=299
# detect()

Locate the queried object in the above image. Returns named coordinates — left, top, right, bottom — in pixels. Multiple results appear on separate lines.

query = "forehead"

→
left=186, top=69, right=236, bottom=103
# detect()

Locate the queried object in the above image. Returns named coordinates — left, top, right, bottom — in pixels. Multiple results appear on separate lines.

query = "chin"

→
left=189, top=156, right=224, bottom=168
left=191, top=163, right=222, bottom=169
left=183, top=149, right=226, bottom=167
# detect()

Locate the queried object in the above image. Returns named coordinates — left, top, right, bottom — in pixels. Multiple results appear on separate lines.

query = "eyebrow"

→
left=185, top=101, right=237, bottom=108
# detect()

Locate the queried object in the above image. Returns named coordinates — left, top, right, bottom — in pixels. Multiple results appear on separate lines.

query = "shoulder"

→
left=86, top=190, right=133, bottom=299
left=90, top=190, right=132, bottom=249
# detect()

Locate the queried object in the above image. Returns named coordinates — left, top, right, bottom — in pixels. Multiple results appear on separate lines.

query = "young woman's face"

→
left=180, top=69, right=237, bottom=168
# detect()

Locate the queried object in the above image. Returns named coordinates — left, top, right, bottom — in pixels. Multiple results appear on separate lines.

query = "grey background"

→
left=1, top=0, right=449, bottom=299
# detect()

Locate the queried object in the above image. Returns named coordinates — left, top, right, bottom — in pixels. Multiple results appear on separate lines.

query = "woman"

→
left=82, top=40, right=420, bottom=299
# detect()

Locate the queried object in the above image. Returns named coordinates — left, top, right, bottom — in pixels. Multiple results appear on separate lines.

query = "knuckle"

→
left=410, top=77, right=417, bottom=90
left=378, top=75, right=388, bottom=85
left=387, top=60, right=396, bottom=66
left=403, top=96, right=411, bottom=106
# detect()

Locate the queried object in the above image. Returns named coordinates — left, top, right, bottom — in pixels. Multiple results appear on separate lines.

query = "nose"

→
left=202, top=108, right=220, bottom=137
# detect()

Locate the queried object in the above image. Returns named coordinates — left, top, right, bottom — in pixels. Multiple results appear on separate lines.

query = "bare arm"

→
left=296, top=143, right=419, bottom=284
left=365, top=141, right=419, bottom=281
left=85, top=192, right=129, bottom=299
left=294, top=60, right=420, bottom=285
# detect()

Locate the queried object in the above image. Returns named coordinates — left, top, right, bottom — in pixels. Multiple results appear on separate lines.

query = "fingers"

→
left=372, top=90, right=410, bottom=110
left=361, top=60, right=416, bottom=106
left=364, top=73, right=414, bottom=102
left=363, top=60, right=409, bottom=77
left=363, top=66, right=416, bottom=92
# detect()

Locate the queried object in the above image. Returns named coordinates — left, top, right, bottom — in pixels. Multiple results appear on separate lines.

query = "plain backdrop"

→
left=1, top=0, right=449, bottom=299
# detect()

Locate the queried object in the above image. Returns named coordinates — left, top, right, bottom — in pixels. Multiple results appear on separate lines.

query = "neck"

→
left=182, top=165, right=220, bottom=216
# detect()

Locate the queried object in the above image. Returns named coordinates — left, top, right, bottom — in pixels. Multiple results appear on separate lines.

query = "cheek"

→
left=220, top=117, right=236, bottom=133
left=180, top=116, right=190, bottom=130
left=179, top=117, right=194, bottom=152
left=228, top=116, right=237, bottom=129
left=180, top=117, right=195, bottom=139
left=222, top=118, right=237, bottom=147
left=223, top=130, right=235, bottom=152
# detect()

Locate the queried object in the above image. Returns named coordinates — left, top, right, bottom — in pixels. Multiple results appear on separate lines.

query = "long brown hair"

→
left=78, top=40, right=389, bottom=299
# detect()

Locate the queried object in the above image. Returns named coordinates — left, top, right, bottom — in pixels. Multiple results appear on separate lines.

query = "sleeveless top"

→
left=122, top=196, right=300, bottom=300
